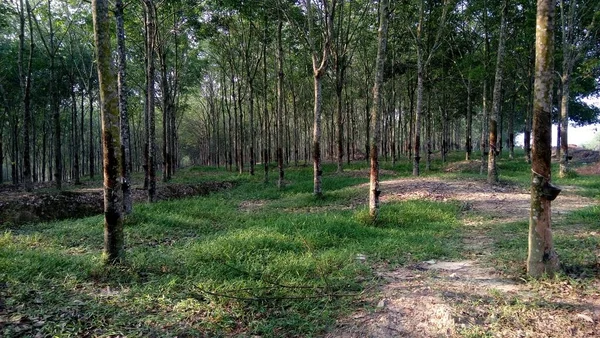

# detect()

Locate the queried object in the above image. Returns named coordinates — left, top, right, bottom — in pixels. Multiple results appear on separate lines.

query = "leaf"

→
left=576, top=313, right=594, bottom=323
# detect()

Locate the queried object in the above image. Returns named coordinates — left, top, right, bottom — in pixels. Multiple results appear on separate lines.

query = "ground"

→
left=1, top=149, right=598, bottom=337
left=327, top=169, right=599, bottom=337
left=0, top=181, right=234, bottom=227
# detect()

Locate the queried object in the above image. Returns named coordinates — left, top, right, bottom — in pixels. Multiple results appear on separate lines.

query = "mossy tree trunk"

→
left=527, top=0, right=559, bottom=278
left=92, top=0, right=124, bottom=264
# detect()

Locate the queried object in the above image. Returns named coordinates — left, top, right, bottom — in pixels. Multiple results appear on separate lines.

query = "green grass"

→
left=1, top=153, right=598, bottom=337
left=1, top=161, right=462, bottom=337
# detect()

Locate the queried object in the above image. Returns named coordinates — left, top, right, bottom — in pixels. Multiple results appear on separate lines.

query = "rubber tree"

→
left=557, top=0, right=600, bottom=177
left=92, top=0, right=124, bottom=264
left=411, top=0, right=450, bottom=176
left=368, top=0, right=389, bottom=221
left=487, top=0, right=508, bottom=184
left=116, top=0, right=132, bottom=214
left=527, top=0, right=559, bottom=278
left=305, top=0, right=336, bottom=197
left=142, top=0, right=157, bottom=202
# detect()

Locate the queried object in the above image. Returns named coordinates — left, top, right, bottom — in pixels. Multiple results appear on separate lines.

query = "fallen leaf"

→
left=576, top=313, right=594, bottom=323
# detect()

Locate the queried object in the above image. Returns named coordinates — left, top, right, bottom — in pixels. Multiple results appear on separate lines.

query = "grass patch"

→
left=2, top=162, right=462, bottom=337
left=2, top=153, right=597, bottom=337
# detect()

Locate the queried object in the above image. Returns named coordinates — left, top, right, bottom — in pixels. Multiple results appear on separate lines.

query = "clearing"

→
left=328, top=174, right=599, bottom=337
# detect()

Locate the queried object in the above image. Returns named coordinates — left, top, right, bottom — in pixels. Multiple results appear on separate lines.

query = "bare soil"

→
left=327, top=171, right=599, bottom=337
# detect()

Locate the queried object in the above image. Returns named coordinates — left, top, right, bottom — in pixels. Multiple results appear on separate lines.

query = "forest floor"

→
left=326, top=174, right=599, bottom=337
left=326, top=149, right=600, bottom=338
left=1, top=149, right=599, bottom=337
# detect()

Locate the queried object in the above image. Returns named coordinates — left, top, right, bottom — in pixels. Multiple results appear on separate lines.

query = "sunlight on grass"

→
left=2, top=153, right=597, bottom=337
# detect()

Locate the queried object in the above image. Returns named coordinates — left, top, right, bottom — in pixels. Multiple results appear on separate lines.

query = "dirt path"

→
left=327, top=177, right=599, bottom=338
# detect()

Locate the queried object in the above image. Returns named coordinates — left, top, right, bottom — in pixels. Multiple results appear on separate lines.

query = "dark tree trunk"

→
left=143, top=0, right=157, bottom=202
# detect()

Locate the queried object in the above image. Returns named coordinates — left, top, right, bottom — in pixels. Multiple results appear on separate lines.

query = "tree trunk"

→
left=89, top=78, right=95, bottom=179
left=527, top=0, right=559, bottom=278
left=160, top=50, right=170, bottom=182
left=20, top=0, right=34, bottom=191
left=559, top=74, right=570, bottom=177
left=313, top=73, right=324, bottom=197
left=480, top=81, right=489, bottom=174
left=262, top=20, right=269, bottom=183
left=369, top=0, right=389, bottom=220
left=413, top=52, right=423, bottom=176
left=508, top=91, right=515, bottom=159
left=143, top=0, right=157, bottom=202
left=92, top=0, right=124, bottom=265
left=487, top=0, right=508, bottom=184
left=71, top=80, right=81, bottom=185
left=277, top=20, right=285, bottom=188
left=116, top=0, right=132, bottom=214
left=465, top=77, right=472, bottom=160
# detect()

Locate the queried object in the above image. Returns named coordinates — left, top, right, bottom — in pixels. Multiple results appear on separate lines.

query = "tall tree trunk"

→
left=89, top=78, right=95, bottom=179
left=480, top=81, right=489, bottom=174
left=92, top=0, right=124, bottom=265
left=307, top=0, right=333, bottom=197
left=116, top=0, right=132, bottom=214
left=559, top=73, right=570, bottom=177
left=488, top=0, right=508, bottom=184
left=313, top=72, right=324, bottom=197
left=277, top=20, right=285, bottom=188
left=20, top=0, right=34, bottom=190
left=71, top=81, right=81, bottom=185
left=527, top=0, right=559, bottom=278
left=143, top=0, right=157, bottom=202
left=508, top=90, right=515, bottom=159
left=413, top=51, right=423, bottom=176
left=465, top=77, right=472, bottom=160
left=369, top=0, right=389, bottom=220
left=262, top=19, right=269, bottom=183
left=413, top=1, right=425, bottom=176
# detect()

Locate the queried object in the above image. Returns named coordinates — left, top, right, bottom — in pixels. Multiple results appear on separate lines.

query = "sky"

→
left=515, top=96, right=600, bottom=148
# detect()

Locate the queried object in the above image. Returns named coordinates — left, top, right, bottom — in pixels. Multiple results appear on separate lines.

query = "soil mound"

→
left=0, top=181, right=234, bottom=227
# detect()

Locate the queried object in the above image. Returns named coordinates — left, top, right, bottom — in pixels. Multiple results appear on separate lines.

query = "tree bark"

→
left=487, top=0, right=508, bottom=184
left=465, top=77, right=472, bottom=160
left=277, top=19, right=285, bottom=188
left=19, top=0, right=34, bottom=191
left=92, top=0, right=124, bottom=265
left=527, top=0, right=559, bottom=278
left=369, top=0, right=389, bottom=220
left=116, top=0, right=132, bottom=214
left=307, top=0, right=334, bottom=197
left=143, top=0, right=157, bottom=202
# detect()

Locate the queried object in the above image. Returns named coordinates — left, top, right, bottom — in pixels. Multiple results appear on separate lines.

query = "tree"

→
left=305, top=0, right=335, bottom=197
left=411, top=0, right=451, bottom=176
left=116, top=0, right=132, bottom=214
left=92, top=0, right=124, bottom=264
left=487, top=0, right=508, bottom=184
left=557, top=0, right=600, bottom=177
left=527, top=0, right=559, bottom=278
left=143, top=0, right=157, bottom=202
left=369, top=0, right=389, bottom=220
